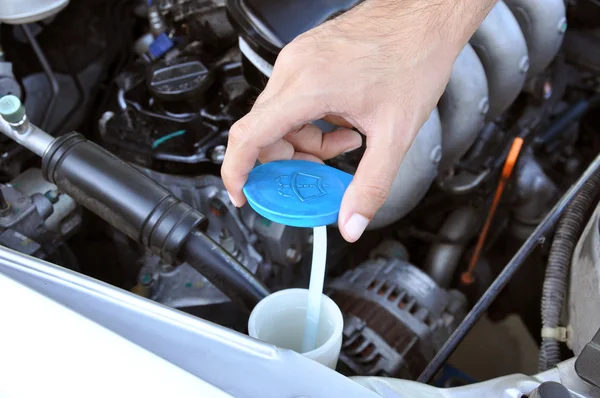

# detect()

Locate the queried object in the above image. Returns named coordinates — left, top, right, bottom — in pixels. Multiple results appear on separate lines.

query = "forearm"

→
left=335, top=0, right=498, bottom=59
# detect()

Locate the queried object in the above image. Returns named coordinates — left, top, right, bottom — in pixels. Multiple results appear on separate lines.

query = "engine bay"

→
left=1, top=0, right=600, bottom=393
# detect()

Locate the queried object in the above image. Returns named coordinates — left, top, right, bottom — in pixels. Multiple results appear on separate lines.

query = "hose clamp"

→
left=541, top=326, right=568, bottom=342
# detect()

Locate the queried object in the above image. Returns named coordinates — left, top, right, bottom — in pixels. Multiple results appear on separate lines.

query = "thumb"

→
left=338, top=130, right=408, bottom=242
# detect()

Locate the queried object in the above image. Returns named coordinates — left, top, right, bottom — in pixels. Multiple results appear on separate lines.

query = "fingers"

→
left=338, top=129, right=407, bottom=242
left=292, top=152, right=324, bottom=163
left=258, top=140, right=295, bottom=164
left=322, top=115, right=354, bottom=129
left=284, top=124, right=363, bottom=160
left=221, top=94, right=324, bottom=206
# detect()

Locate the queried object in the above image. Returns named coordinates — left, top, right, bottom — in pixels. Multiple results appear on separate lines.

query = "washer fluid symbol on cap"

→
left=276, top=172, right=328, bottom=202
left=243, top=160, right=353, bottom=228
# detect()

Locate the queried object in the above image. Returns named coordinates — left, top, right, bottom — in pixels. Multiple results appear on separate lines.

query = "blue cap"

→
left=243, top=160, right=353, bottom=228
left=149, top=33, right=174, bottom=59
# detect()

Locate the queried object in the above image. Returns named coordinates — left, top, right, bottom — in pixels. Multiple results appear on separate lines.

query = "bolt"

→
left=519, top=57, right=530, bottom=74
left=286, top=247, right=302, bottom=264
left=211, top=145, right=226, bottom=164
left=430, top=145, right=442, bottom=164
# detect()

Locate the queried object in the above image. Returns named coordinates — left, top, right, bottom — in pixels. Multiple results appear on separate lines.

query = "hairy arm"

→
left=330, top=0, right=498, bottom=64
left=357, top=0, right=497, bottom=42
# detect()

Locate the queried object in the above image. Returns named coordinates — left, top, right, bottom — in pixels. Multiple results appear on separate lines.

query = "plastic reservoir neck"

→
left=302, top=225, right=327, bottom=353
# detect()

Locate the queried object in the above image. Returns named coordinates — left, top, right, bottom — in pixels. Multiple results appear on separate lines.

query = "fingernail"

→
left=344, top=213, right=369, bottom=241
left=227, top=192, right=239, bottom=207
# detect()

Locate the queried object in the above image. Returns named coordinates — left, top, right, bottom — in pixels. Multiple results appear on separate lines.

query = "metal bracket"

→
left=575, top=327, right=600, bottom=388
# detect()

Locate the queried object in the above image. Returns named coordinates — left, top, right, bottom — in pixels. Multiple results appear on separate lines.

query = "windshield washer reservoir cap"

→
left=243, top=160, right=353, bottom=228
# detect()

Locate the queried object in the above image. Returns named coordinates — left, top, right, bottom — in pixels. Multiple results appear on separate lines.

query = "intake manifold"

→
left=370, top=0, right=566, bottom=229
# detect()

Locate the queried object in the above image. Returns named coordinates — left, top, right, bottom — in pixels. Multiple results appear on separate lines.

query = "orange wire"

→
left=461, top=137, right=524, bottom=285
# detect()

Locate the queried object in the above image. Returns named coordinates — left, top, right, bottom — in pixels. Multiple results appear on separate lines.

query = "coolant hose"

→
left=539, top=170, right=600, bottom=371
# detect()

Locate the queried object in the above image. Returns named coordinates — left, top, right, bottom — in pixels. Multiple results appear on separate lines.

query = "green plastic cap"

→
left=0, top=95, right=26, bottom=124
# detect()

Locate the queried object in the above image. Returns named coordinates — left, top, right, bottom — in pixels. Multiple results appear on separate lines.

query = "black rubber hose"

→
left=42, top=133, right=269, bottom=311
left=534, top=95, right=600, bottom=148
left=539, top=170, right=600, bottom=371
left=181, top=231, right=270, bottom=313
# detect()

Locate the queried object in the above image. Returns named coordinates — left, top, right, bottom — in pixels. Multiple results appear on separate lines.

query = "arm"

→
left=222, top=0, right=497, bottom=242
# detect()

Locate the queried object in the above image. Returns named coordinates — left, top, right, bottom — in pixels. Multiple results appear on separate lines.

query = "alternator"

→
left=328, top=258, right=467, bottom=379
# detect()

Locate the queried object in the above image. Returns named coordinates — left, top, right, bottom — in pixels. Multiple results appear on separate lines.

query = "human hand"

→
left=222, top=0, right=496, bottom=242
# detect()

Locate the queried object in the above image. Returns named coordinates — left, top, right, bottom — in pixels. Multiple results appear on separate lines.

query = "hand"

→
left=222, top=0, right=496, bottom=242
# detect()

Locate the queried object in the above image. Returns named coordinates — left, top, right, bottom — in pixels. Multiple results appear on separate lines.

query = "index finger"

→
left=221, top=92, right=325, bottom=206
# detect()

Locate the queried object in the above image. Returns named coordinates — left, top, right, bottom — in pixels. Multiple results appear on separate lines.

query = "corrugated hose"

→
left=539, top=169, right=600, bottom=371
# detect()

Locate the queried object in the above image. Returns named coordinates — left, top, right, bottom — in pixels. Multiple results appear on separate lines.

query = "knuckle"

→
left=358, top=182, right=391, bottom=209
left=276, top=45, right=299, bottom=69
left=228, top=119, right=252, bottom=146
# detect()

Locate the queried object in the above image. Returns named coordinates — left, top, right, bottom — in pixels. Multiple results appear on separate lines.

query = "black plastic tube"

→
left=418, top=152, right=600, bottom=384
left=182, top=231, right=269, bottom=313
left=42, top=133, right=205, bottom=261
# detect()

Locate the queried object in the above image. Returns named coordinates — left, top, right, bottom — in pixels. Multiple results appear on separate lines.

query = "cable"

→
left=152, top=129, right=186, bottom=149
left=126, top=100, right=195, bottom=122
left=534, top=95, right=600, bottom=148
left=21, top=24, right=60, bottom=132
